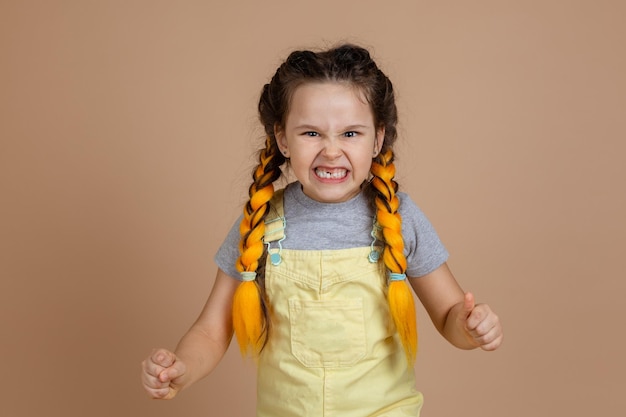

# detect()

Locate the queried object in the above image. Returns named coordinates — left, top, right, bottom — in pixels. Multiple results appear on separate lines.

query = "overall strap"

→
left=263, top=188, right=285, bottom=244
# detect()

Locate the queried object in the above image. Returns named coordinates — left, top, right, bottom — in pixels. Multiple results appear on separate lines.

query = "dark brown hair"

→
left=233, top=44, right=415, bottom=360
left=258, top=44, right=398, bottom=165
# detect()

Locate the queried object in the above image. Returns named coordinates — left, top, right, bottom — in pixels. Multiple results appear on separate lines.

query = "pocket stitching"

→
left=289, top=298, right=367, bottom=368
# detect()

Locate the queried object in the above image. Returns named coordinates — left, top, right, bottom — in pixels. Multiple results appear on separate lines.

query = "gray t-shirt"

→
left=215, top=182, right=448, bottom=279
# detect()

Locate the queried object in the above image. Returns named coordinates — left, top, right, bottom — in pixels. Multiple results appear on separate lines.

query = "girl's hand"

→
left=456, top=292, right=503, bottom=351
left=141, top=348, right=186, bottom=399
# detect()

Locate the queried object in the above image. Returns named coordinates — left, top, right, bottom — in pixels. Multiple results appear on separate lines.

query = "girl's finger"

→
left=142, top=357, right=165, bottom=378
left=151, top=348, right=176, bottom=367
left=474, top=312, right=500, bottom=337
left=148, top=387, right=172, bottom=399
left=142, top=368, right=168, bottom=389
left=480, top=332, right=503, bottom=351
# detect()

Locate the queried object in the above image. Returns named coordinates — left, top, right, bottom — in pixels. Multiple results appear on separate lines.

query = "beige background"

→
left=1, top=1, right=624, bottom=416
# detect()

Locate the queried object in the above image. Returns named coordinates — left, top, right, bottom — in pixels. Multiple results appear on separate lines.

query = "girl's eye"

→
left=344, top=131, right=358, bottom=138
left=304, top=131, right=319, bottom=137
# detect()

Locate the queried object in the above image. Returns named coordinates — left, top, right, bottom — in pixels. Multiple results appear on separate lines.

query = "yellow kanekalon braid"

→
left=232, top=137, right=278, bottom=357
left=370, top=149, right=418, bottom=363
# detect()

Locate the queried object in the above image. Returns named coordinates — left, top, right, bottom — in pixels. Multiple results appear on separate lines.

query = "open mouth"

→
left=315, top=167, right=348, bottom=179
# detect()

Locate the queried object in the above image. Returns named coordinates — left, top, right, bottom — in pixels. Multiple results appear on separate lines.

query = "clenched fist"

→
left=141, top=348, right=187, bottom=399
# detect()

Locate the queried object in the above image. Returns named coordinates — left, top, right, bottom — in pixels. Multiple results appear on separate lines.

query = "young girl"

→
left=141, top=44, right=503, bottom=416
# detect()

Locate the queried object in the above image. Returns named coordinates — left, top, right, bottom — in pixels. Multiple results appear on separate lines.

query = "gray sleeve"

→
left=214, top=214, right=244, bottom=280
left=399, top=193, right=449, bottom=277
left=216, top=194, right=448, bottom=279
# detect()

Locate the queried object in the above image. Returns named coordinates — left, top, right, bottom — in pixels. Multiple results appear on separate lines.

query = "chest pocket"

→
left=289, top=297, right=367, bottom=368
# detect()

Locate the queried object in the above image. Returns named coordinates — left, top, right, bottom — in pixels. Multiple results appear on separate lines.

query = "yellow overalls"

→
left=257, top=190, right=423, bottom=416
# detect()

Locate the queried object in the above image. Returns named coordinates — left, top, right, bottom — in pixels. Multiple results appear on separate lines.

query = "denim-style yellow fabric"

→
left=256, top=193, right=423, bottom=416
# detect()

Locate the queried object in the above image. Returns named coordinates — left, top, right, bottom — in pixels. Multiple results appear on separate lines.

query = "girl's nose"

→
left=321, top=137, right=342, bottom=158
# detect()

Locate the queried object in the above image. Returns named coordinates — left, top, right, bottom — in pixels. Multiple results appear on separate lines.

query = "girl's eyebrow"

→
left=343, top=124, right=371, bottom=130
left=293, top=124, right=371, bottom=130
left=293, top=124, right=321, bottom=130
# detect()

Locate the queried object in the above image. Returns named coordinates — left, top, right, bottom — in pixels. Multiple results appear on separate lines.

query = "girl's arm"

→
left=141, top=268, right=239, bottom=399
left=409, top=263, right=503, bottom=351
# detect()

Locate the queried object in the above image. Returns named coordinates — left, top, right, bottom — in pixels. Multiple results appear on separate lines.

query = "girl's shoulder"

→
left=397, top=192, right=441, bottom=238
left=398, top=192, right=425, bottom=217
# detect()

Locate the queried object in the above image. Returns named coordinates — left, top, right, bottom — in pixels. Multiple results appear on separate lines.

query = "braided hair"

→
left=232, top=44, right=417, bottom=362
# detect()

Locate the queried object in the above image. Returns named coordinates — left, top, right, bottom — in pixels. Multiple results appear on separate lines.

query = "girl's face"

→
left=275, top=82, right=384, bottom=203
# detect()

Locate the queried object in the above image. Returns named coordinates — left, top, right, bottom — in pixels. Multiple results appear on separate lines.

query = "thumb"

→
left=159, top=357, right=186, bottom=385
left=462, top=291, right=475, bottom=318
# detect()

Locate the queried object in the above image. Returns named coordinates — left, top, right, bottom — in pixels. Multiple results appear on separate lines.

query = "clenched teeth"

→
left=315, top=168, right=347, bottom=179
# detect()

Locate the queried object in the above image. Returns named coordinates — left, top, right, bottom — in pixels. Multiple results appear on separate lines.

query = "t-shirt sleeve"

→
left=216, top=194, right=448, bottom=279
left=399, top=193, right=449, bottom=277
left=214, top=214, right=244, bottom=280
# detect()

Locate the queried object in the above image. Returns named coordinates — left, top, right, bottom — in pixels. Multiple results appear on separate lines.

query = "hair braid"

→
left=370, top=149, right=418, bottom=363
left=239, top=44, right=410, bottom=360
left=232, top=136, right=283, bottom=356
